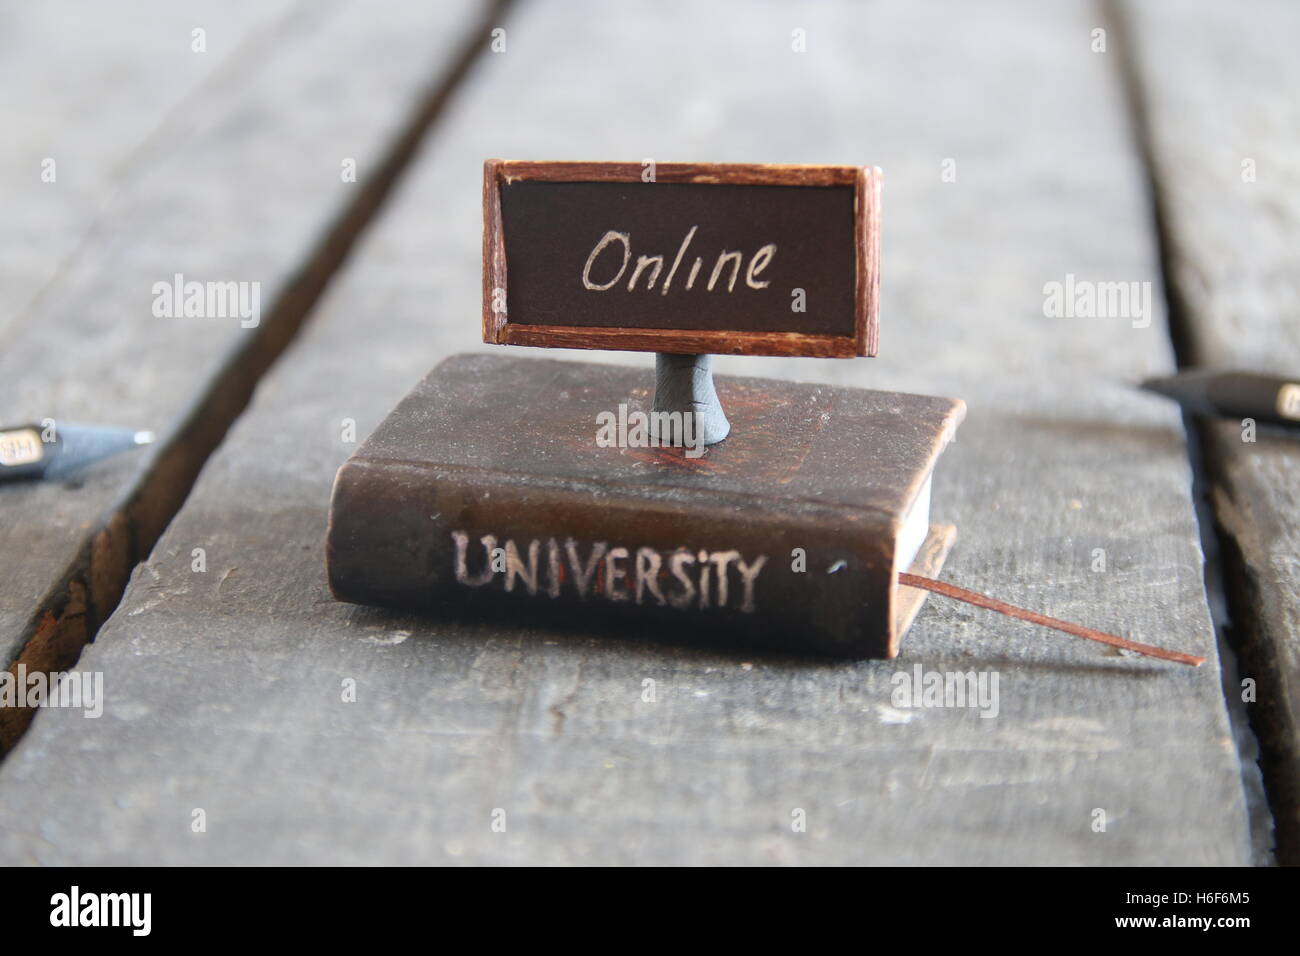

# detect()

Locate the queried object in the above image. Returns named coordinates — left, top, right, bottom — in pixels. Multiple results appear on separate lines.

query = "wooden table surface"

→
left=0, top=0, right=1293, bottom=865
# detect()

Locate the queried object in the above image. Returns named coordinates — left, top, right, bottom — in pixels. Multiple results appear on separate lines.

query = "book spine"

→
left=326, top=458, right=898, bottom=657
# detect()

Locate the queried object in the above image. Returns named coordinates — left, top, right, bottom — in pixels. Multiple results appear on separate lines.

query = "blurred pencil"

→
left=1140, top=369, right=1300, bottom=427
left=0, top=423, right=153, bottom=482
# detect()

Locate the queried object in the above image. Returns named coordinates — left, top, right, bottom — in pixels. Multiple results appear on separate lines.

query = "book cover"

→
left=327, top=354, right=964, bottom=657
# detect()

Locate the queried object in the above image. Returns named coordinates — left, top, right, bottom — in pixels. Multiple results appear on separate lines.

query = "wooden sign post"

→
left=482, top=160, right=881, bottom=443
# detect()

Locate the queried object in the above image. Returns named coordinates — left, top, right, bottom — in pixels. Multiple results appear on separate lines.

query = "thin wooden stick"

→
left=898, top=572, right=1206, bottom=667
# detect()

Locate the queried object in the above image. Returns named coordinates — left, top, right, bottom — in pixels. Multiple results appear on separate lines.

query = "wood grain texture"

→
left=1117, top=0, right=1300, bottom=861
left=0, top=0, right=295, bottom=675
left=0, top=0, right=495, bottom=747
left=0, top=1, right=298, bottom=336
left=497, top=326, right=859, bottom=356
left=493, top=161, right=863, bottom=186
left=482, top=160, right=879, bottom=356
left=0, top=0, right=1252, bottom=864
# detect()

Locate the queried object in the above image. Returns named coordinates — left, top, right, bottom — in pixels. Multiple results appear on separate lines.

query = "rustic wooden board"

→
left=0, top=0, right=496, bottom=747
left=0, top=1, right=297, bottom=335
left=1117, top=0, right=1300, bottom=861
left=0, top=0, right=1253, bottom=864
left=0, top=0, right=294, bottom=684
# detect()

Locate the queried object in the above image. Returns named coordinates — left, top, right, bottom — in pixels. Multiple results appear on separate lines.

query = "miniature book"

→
left=327, top=354, right=962, bottom=657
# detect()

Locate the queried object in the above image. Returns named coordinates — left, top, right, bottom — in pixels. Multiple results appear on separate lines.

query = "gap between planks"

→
left=1103, top=0, right=1277, bottom=865
left=0, top=0, right=515, bottom=757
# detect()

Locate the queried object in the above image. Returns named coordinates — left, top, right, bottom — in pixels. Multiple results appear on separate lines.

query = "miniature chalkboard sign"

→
left=482, top=160, right=879, bottom=357
left=483, top=160, right=879, bottom=443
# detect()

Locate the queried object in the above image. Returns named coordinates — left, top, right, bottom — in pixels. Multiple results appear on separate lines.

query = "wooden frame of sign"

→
left=482, top=160, right=880, bottom=357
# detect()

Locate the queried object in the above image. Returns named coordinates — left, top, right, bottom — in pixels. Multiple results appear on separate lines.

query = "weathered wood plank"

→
left=1117, top=0, right=1300, bottom=861
left=0, top=0, right=297, bottom=333
left=0, top=0, right=497, bottom=747
left=0, top=0, right=1251, bottom=864
left=0, top=0, right=292, bottom=677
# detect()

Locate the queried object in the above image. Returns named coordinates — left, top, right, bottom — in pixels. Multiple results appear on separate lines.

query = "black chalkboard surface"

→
left=483, top=161, right=879, bottom=357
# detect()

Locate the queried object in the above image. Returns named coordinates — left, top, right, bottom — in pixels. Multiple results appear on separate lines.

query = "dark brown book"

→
left=327, top=354, right=964, bottom=658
